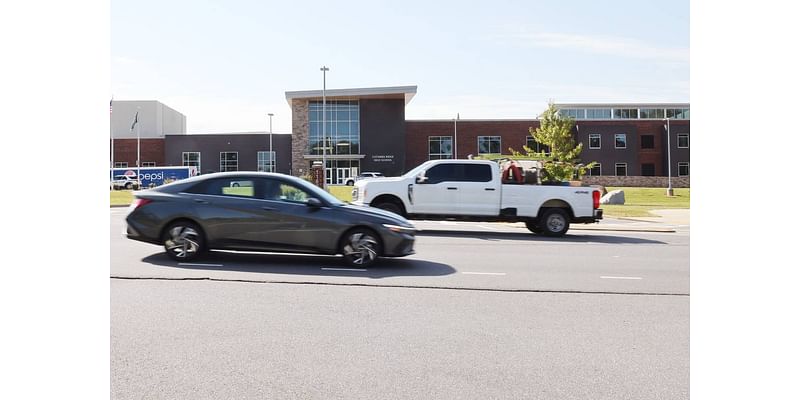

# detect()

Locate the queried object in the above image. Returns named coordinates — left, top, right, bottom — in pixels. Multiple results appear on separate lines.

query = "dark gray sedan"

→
left=125, top=172, right=417, bottom=267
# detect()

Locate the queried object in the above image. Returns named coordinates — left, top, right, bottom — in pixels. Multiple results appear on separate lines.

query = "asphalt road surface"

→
left=110, top=208, right=689, bottom=399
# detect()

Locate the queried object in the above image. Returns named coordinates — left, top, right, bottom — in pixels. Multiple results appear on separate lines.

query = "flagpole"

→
left=136, top=107, right=141, bottom=189
left=110, top=98, right=114, bottom=181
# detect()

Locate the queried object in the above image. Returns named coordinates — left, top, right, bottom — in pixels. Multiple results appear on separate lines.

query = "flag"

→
left=131, top=111, right=138, bottom=131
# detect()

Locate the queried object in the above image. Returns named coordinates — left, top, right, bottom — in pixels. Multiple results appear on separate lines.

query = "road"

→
left=110, top=209, right=689, bottom=399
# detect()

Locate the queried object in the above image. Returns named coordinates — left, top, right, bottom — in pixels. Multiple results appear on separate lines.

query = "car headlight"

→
left=382, top=223, right=418, bottom=234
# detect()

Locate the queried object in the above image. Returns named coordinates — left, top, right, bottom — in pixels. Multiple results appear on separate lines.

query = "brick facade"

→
left=110, top=138, right=165, bottom=167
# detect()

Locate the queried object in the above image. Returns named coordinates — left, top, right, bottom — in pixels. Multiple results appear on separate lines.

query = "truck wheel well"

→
left=538, top=200, right=574, bottom=219
left=370, top=194, right=407, bottom=216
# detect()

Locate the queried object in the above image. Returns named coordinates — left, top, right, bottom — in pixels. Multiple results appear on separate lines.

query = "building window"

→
left=141, top=162, right=156, bottom=167
left=613, top=108, right=638, bottom=119
left=258, top=151, right=276, bottom=172
left=114, top=162, right=128, bottom=168
left=666, top=108, right=690, bottom=119
left=641, top=135, right=655, bottom=149
left=308, top=100, right=359, bottom=155
left=559, top=108, right=585, bottom=119
left=182, top=152, right=201, bottom=171
left=588, top=134, right=601, bottom=149
left=677, top=134, right=689, bottom=148
left=615, top=163, right=628, bottom=176
left=640, top=108, right=665, bottom=119
left=428, top=136, right=453, bottom=160
left=678, top=162, right=689, bottom=176
left=615, top=134, right=627, bottom=149
left=219, top=152, right=238, bottom=172
left=589, top=163, right=602, bottom=176
left=526, top=137, right=550, bottom=154
left=478, top=136, right=501, bottom=155
left=641, top=163, right=656, bottom=176
left=586, top=108, right=612, bottom=119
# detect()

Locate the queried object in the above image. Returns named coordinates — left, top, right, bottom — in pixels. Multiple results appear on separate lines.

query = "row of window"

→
left=558, top=107, right=690, bottom=120
left=588, top=162, right=689, bottom=177
left=588, top=133, right=689, bottom=150
left=427, top=133, right=689, bottom=159
left=181, top=151, right=276, bottom=173
left=113, top=162, right=156, bottom=168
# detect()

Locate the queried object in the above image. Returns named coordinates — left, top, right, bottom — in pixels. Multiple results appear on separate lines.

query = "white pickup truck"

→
left=350, top=159, right=603, bottom=236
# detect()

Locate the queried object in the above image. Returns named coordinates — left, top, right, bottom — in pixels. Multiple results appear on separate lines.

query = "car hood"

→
left=339, top=204, right=415, bottom=228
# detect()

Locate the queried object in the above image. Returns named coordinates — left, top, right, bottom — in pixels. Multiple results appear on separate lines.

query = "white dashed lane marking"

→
left=321, top=267, right=368, bottom=272
left=600, top=276, right=642, bottom=280
left=462, top=272, right=507, bottom=276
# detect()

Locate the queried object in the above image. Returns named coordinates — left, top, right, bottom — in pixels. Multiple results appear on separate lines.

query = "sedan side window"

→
left=186, top=178, right=255, bottom=197
left=262, top=179, right=313, bottom=203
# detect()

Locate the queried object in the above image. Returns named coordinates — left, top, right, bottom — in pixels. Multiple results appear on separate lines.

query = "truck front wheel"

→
left=525, top=220, right=542, bottom=234
left=373, top=201, right=404, bottom=217
left=538, top=208, right=570, bottom=237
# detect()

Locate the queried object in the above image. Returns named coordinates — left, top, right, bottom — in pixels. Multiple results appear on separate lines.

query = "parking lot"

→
left=110, top=208, right=689, bottom=399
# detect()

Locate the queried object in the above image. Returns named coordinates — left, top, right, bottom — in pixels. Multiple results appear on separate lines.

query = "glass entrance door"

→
left=335, top=168, right=350, bottom=185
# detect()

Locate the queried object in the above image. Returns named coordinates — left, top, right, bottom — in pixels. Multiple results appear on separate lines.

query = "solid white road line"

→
left=178, top=262, right=224, bottom=267
left=462, top=272, right=507, bottom=276
left=321, top=267, right=368, bottom=272
left=600, top=276, right=643, bottom=280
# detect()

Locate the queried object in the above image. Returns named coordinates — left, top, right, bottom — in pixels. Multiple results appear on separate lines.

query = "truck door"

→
left=411, top=163, right=459, bottom=215
left=457, top=163, right=501, bottom=216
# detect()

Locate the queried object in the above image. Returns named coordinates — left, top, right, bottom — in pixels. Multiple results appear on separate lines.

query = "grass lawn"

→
left=110, top=185, right=689, bottom=218
left=110, top=190, right=134, bottom=206
left=601, top=187, right=690, bottom=217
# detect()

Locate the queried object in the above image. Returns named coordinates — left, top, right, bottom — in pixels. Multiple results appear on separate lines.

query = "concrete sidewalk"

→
left=574, top=209, right=689, bottom=233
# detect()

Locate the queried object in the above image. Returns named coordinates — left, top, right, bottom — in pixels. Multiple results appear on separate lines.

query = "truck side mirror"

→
left=415, top=174, right=428, bottom=184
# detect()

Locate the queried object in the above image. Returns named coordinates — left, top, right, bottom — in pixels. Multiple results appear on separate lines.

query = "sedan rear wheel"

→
left=163, top=221, right=205, bottom=261
left=340, top=228, right=382, bottom=267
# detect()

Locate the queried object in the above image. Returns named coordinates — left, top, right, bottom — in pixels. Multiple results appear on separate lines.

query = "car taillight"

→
left=593, top=190, right=600, bottom=209
left=131, top=198, right=153, bottom=210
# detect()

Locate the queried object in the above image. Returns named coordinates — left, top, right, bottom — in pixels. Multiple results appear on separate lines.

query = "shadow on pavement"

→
left=140, top=251, right=457, bottom=279
left=416, top=230, right=667, bottom=244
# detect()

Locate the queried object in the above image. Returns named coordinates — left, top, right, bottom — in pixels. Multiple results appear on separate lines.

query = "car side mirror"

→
left=306, top=198, right=323, bottom=208
left=415, top=174, right=428, bottom=184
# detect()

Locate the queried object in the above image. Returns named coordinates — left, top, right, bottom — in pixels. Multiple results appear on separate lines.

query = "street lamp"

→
left=268, top=113, right=274, bottom=172
left=664, top=117, right=674, bottom=196
left=320, top=65, right=329, bottom=190
left=453, top=113, right=459, bottom=159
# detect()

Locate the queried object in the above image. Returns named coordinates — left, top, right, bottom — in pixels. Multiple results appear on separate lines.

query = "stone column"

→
left=291, top=99, right=309, bottom=177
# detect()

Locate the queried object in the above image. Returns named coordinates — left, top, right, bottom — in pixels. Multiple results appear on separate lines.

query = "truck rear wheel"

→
left=538, top=208, right=570, bottom=237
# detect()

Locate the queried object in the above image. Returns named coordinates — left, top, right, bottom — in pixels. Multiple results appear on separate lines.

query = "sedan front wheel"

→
left=340, top=228, right=382, bottom=267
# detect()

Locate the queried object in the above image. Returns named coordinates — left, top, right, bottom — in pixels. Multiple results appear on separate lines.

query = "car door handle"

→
left=484, top=188, right=496, bottom=191
left=447, top=187, right=458, bottom=190
left=261, top=206, right=276, bottom=211
left=193, top=199, right=209, bottom=204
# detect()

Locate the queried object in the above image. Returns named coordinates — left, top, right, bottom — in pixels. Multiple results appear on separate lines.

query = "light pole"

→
left=320, top=65, right=329, bottom=190
left=268, top=113, right=274, bottom=172
left=453, top=113, right=459, bottom=159
left=665, top=117, right=674, bottom=196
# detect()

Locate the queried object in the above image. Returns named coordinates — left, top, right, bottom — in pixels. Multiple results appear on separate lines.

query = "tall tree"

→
left=510, top=101, right=594, bottom=183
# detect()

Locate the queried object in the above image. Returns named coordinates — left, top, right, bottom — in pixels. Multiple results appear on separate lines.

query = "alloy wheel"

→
left=342, top=232, right=379, bottom=266
left=165, top=226, right=201, bottom=259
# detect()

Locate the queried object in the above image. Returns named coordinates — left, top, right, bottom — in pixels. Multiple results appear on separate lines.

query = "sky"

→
left=111, top=0, right=689, bottom=134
